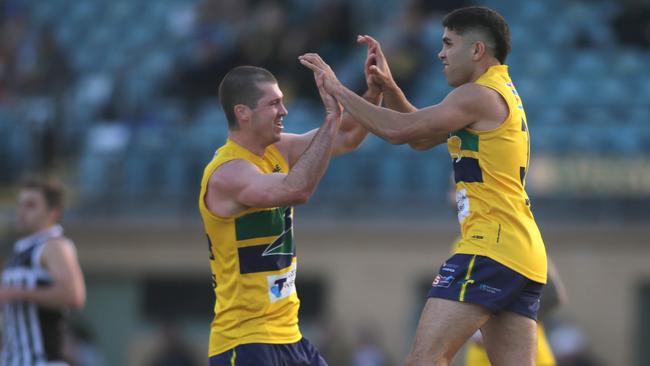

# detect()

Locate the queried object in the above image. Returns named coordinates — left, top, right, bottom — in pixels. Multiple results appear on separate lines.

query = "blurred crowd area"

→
left=1, top=0, right=650, bottom=217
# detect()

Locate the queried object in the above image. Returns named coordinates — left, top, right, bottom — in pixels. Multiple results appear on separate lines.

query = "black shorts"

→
left=209, top=338, right=327, bottom=366
left=427, top=254, right=544, bottom=320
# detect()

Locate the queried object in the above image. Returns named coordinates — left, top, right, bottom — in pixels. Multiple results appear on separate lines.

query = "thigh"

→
left=480, top=311, right=537, bottom=366
left=406, top=297, right=490, bottom=366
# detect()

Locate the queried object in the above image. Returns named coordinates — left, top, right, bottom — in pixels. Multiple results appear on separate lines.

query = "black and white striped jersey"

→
left=0, top=225, right=69, bottom=366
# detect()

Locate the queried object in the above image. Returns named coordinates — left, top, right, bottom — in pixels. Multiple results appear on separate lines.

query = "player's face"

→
left=17, top=189, right=52, bottom=235
left=438, top=28, right=475, bottom=87
left=250, top=82, right=288, bottom=145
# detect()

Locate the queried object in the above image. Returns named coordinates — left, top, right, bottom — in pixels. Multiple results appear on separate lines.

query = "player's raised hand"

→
left=357, top=35, right=395, bottom=90
left=298, top=53, right=342, bottom=95
left=315, top=73, right=342, bottom=120
left=362, top=41, right=382, bottom=97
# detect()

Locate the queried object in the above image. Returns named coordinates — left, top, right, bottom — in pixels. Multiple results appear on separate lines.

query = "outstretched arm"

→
left=281, top=89, right=381, bottom=164
left=299, top=53, right=486, bottom=146
left=359, top=35, right=447, bottom=150
left=281, top=44, right=383, bottom=164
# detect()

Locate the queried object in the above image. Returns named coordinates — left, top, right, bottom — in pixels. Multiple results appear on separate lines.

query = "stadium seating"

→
left=2, top=0, right=648, bottom=208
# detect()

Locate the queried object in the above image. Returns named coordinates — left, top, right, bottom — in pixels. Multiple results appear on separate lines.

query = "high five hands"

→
left=357, top=35, right=395, bottom=92
left=299, top=53, right=342, bottom=97
left=300, top=35, right=394, bottom=100
left=314, top=72, right=342, bottom=119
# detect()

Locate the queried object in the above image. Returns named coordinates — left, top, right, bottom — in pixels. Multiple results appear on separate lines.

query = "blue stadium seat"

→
left=568, top=51, right=608, bottom=79
left=285, top=98, right=321, bottom=131
left=613, top=50, right=645, bottom=77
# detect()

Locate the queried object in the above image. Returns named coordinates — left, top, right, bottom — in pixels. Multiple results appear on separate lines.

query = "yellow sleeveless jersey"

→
left=198, top=139, right=301, bottom=357
left=448, top=65, right=547, bottom=283
left=465, top=324, right=555, bottom=366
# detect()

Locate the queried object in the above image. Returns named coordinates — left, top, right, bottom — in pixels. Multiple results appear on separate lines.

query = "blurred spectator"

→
left=350, top=326, right=390, bottom=366
left=64, top=320, right=108, bottom=366
left=85, top=105, right=131, bottom=156
left=548, top=322, right=603, bottom=366
left=13, top=25, right=73, bottom=96
left=165, top=0, right=359, bottom=108
left=0, top=2, right=29, bottom=101
left=310, top=318, right=352, bottom=366
left=611, top=0, right=650, bottom=48
left=146, top=321, right=199, bottom=366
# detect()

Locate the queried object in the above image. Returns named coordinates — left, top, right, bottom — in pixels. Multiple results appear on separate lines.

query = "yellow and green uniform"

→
left=198, top=139, right=301, bottom=357
left=448, top=65, right=547, bottom=284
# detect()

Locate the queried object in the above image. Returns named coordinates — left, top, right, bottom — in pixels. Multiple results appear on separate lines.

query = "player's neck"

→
left=20, top=222, right=58, bottom=238
left=470, top=59, right=502, bottom=82
left=229, top=132, right=267, bottom=157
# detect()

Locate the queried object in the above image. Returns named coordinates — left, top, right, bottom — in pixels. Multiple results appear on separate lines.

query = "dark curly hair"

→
left=443, top=6, right=511, bottom=64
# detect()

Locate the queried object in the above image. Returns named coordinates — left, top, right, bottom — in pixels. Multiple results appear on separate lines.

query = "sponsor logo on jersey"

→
left=432, top=274, right=455, bottom=288
left=267, top=262, right=297, bottom=303
left=479, top=284, right=502, bottom=294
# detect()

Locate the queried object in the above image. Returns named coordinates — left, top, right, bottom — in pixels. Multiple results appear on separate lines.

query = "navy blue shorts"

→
left=209, top=338, right=328, bottom=366
left=427, top=254, right=544, bottom=320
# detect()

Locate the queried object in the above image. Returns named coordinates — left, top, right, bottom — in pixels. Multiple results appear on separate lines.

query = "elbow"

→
left=385, top=129, right=409, bottom=145
left=409, top=142, right=430, bottom=151
left=69, top=297, right=85, bottom=311
left=279, top=186, right=313, bottom=206
left=291, top=188, right=313, bottom=205
left=68, top=289, right=86, bottom=310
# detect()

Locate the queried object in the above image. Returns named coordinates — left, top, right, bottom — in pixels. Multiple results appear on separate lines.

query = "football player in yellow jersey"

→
left=201, top=53, right=381, bottom=365
left=300, top=6, right=548, bottom=366
left=442, top=186, right=567, bottom=366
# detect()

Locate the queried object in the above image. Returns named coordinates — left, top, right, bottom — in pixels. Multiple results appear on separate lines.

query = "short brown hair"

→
left=20, top=177, right=65, bottom=211
left=218, top=66, right=278, bottom=130
left=443, top=6, right=511, bottom=64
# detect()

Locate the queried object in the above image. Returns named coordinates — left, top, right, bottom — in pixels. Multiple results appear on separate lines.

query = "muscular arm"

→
left=206, top=114, right=341, bottom=217
left=382, top=82, right=417, bottom=113
left=375, top=76, right=442, bottom=150
left=299, top=54, right=507, bottom=147
left=0, top=238, right=86, bottom=310
left=328, top=83, right=487, bottom=145
left=332, top=90, right=382, bottom=155
left=281, top=89, right=382, bottom=166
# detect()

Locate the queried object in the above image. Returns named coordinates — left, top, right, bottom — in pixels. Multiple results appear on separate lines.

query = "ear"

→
left=47, top=208, right=61, bottom=225
left=472, top=41, right=487, bottom=61
left=234, top=104, right=251, bottom=125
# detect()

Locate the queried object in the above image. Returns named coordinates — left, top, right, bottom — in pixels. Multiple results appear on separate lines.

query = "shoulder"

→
left=41, top=237, right=77, bottom=261
left=43, top=237, right=75, bottom=251
left=449, top=83, right=503, bottom=105
left=446, top=83, right=508, bottom=118
left=274, top=132, right=314, bottom=164
left=208, top=159, right=263, bottom=193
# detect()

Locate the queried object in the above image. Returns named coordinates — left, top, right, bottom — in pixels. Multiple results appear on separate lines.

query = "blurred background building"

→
left=1, top=0, right=649, bottom=365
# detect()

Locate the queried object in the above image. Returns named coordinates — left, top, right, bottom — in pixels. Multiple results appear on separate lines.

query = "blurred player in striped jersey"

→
left=0, top=178, right=86, bottom=365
